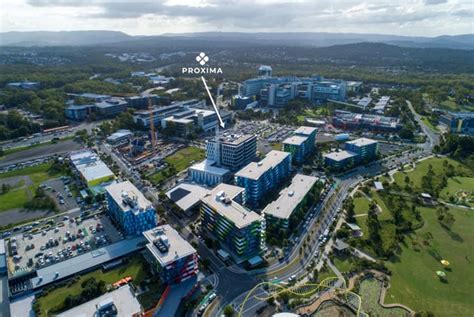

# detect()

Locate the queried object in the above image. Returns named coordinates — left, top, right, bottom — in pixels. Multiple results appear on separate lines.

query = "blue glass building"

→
left=105, top=181, right=157, bottom=236
left=234, top=150, right=291, bottom=207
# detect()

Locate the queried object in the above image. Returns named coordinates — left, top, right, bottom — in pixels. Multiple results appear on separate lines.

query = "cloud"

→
left=12, top=0, right=474, bottom=36
left=424, top=0, right=448, bottom=5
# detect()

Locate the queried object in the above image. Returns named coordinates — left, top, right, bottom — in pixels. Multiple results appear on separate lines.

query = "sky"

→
left=0, top=0, right=473, bottom=37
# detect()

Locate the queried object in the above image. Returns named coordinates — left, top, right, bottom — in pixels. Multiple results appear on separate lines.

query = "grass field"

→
left=0, top=163, right=61, bottom=212
left=392, top=157, right=472, bottom=190
left=358, top=278, right=411, bottom=317
left=353, top=196, right=370, bottom=215
left=37, top=256, right=151, bottom=316
left=421, top=117, right=439, bottom=132
left=385, top=206, right=474, bottom=316
left=149, top=146, right=205, bottom=184
left=440, top=177, right=474, bottom=207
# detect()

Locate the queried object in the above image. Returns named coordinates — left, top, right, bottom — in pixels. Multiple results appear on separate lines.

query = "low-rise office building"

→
left=106, top=129, right=133, bottom=145
left=188, top=159, right=231, bottom=186
left=323, top=150, right=357, bottom=171
left=324, top=137, right=378, bottom=171
left=263, top=174, right=320, bottom=235
left=70, top=150, right=116, bottom=193
left=143, top=225, right=198, bottom=284
left=344, top=137, right=378, bottom=162
left=95, top=97, right=128, bottom=118
left=200, top=184, right=265, bottom=262
left=64, top=104, right=95, bottom=121
left=105, top=181, right=157, bottom=236
left=332, top=110, right=401, bottom=132
left=439, top=112, right=474, bottom=135
left=235, top=150, right=292, bottom=207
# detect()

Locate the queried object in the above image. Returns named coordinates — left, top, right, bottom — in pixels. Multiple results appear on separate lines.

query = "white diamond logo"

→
left=196, top=52, right=209, bottom=66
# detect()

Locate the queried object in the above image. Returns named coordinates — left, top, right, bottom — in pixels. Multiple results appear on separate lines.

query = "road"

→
left=217, top=146, right=431, bottom=316
left=406, top=100, right=440, bottom=151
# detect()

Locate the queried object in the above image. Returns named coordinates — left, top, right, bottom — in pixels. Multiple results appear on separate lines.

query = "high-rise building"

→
left=263, top=174, right=321, bottom=234
left=105, top=181, right=157, bottom=236
left=143, top=225, right=198, bottom=284
left=206, top=133, right=257, bottom=171
left=200, top=184, right=265, bottom=262
left=282, top=126, right=317, bottom=164
left=235, top=150, right=291, bottom=207
left=258, top=65, right=273, bottom=77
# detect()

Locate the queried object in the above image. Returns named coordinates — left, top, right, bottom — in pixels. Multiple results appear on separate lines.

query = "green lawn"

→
left=385, top=206, right=474, bottom=316
left=353, top=195, right=370, bottom=215
left=392, top=157, right=472, bottom=190
left=0, top=189, right=30, bottom=211
left=332, top=253, right=356, bottom=273
left=37, top=256, right=151, bottom=316
left=149, top=146, right=205, bottom=185
left=421, top=117, right=439, bottom=132
left=358, top=278, right=411, bottom=317
left=165, top=146, right=205, bottom=171
left=0, top=163, right=62, bottom=212
left=440, top=177, right=474, bottom=207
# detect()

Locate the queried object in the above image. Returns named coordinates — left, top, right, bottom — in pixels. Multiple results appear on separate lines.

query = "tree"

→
left=223, top=305, right=235, bottom=317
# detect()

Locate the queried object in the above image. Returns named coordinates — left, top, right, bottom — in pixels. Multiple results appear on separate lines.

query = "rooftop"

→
left=263, top=174, right=318, bottom=220
left=212, top=133, right=255, bottom=146
left=323, top=150, right=356, bottom=162
left=283, top=135, right=307, bottom=146
left=57, top=284, right=142, bottom=317
left=235, top=150, right=290, bottom=180
left=107, top=129, right=133, bottom=141
left=294, top=126, right=317, bottom=136
left=346, top=137, right=378, bottom=147
left=143, top=225, right=196, bottom=266
left=70, top=150, right=115, bottom=183
left=105, top=181, right=153, bottom=214
left=189, top=159, right=230, bottom=176
left=200, top=184, right=262, bottom=229
left=166, top=183, right=208, bottom=211
left=30, top=237, right=144, bottom=289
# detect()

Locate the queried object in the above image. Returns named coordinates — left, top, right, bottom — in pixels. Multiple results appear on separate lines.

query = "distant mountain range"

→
left=0, top=30, right=473, bottom=50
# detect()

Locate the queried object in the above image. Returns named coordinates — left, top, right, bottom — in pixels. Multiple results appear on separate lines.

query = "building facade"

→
left=344, top=137, right=378, bottom=162
left=234, top=150, right=291, bottom=207
left=439, top=112, right=474, bottom=135
left=282, top=126, right=317, bottom=164
left=206, top=134, right=257, bottom=171
left=188, top=160, right=231, bottom=186
left=323, top=150, right=357, bottom=171
left=200, top=184, right=265, bottom=262
left=143, top=225, right=198, bottom=284
left=263, top=174, right=320, bottom=236
left=105, top=181, right=157, bottom=236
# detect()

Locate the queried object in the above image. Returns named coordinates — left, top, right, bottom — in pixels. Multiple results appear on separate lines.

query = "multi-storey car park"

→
left=200, top=184, right=266, bottom=263
left=143, top=225, right=198, bottom=284
left=234, top=150, right=292, bottom=208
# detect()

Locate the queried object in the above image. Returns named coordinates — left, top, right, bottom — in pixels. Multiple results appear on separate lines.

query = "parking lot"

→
left=8, top=213, right=123, bottom=276
left=42, top=177, right=78, bottom=212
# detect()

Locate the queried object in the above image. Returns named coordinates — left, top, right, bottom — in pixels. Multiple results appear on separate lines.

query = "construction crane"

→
left=148, top=97, right=156, bottom=154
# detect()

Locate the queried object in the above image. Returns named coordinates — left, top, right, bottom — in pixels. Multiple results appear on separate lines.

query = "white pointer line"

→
left=201, top=76, right=225, bottom=128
